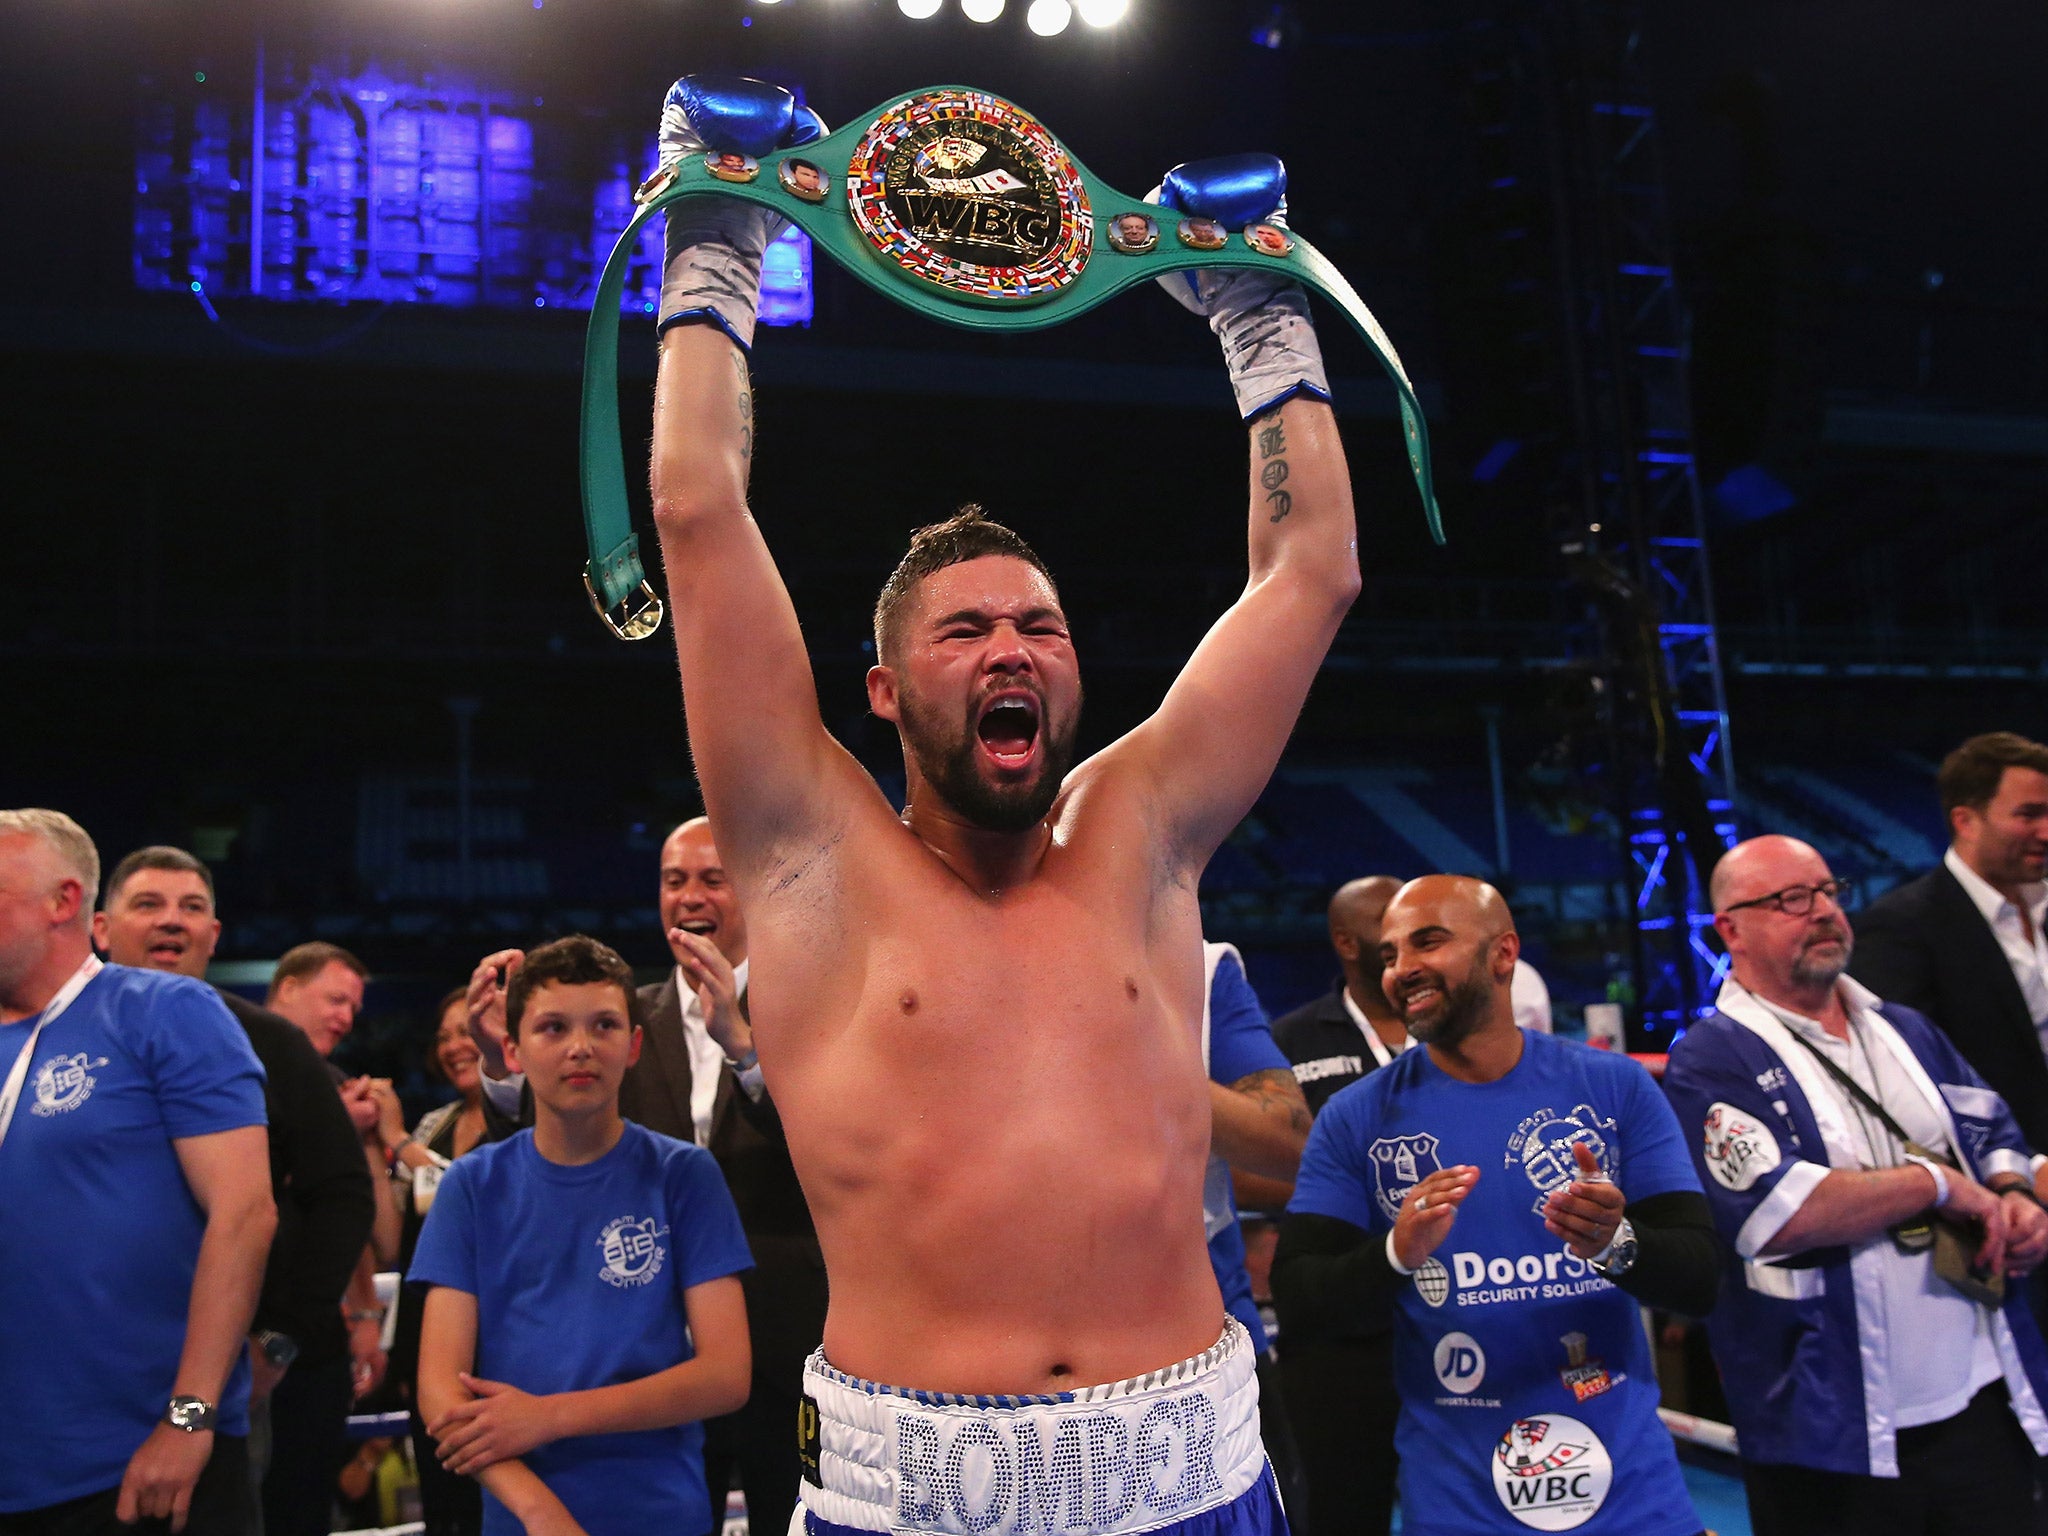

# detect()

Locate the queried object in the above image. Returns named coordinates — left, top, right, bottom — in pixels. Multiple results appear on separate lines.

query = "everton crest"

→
left=1369, top=1132, right=1444, bottom=1223
left=846, top=89, right=1093, bottom=303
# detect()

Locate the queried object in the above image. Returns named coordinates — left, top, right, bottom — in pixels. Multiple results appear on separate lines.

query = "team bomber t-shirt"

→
left=0, top=964, right=268, bottom=1511
left=1289, top=1030, right=1700, bottom=1536
left=1207, top=951, right=1289, bottom=1348
left=409, top=1121, right=753, bottom=1536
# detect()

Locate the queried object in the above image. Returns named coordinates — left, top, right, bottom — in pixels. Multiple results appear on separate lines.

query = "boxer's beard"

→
left=1403, top=958, right=1494, bottom=1051
left=898, top=681, right=1081, bottom=834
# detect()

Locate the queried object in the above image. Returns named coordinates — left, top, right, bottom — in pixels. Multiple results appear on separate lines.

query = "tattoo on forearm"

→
left=1255, top=417, right=1293, bottom=522
left=732, top=350, right=754, bottom=464
left=1233, top=1068, right=1314, bottom=1137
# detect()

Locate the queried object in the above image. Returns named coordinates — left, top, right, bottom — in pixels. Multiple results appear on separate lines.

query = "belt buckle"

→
left=583, top=568, right=666, bottom=641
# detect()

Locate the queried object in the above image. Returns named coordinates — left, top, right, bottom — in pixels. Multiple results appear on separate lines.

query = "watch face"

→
left=166, top=1397, right=214, bottom=1431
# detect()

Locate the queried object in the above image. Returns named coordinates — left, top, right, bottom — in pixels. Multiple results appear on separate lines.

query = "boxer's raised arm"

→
left=650, top=328, right=871, bottom=873
left=1116, top=395, right=1359, bottom=867
left=1097, top=157, right=1360, bottom=871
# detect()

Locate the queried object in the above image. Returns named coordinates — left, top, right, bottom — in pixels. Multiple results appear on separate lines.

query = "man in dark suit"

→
left=1852, top=732, right=2048, bottom=1153
left=469, top=819, right=824, bottom=1536
left=1266, top=875, right=1408, bottom=1536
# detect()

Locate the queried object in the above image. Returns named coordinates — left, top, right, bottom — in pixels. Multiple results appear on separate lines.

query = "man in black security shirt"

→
left=1275, top=877, right=1415, bottom=1114
left=95, top=847, right=374, bottom=1536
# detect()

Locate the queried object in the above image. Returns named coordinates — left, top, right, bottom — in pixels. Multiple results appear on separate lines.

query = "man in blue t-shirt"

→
left=1273, top=876, right=1722, bottom=1536
left=411, top=934, right=753, bottom=1536
left=0, top=809, right=276, bottom=1536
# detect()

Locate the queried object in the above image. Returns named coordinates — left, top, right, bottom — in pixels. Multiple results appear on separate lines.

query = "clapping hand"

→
left=1543, top=1143, right=1628, bottom=1260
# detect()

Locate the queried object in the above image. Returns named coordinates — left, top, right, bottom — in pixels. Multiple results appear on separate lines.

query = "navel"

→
left=900, top=989, right=919, bottom=1014
left=1124, top=976, right=1140, bottom=1001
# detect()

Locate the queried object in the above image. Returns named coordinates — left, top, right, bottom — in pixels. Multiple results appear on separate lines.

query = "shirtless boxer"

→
left=649, top=76, right=1360, bottom=1536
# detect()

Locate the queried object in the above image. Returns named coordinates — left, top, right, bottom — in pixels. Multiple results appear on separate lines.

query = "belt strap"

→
left=579, top=83, right=1445, bottom=638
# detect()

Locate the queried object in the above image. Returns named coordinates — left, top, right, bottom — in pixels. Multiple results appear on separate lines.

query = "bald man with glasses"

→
left=1665, top=833, right=2048, bottom=1536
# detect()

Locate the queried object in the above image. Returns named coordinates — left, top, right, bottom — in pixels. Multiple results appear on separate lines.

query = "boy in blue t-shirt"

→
left=410, top=935, right=753, bottom=1536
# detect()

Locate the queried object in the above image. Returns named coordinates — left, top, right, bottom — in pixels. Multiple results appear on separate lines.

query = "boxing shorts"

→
left=792, top=1318, right=1283, bottom=1536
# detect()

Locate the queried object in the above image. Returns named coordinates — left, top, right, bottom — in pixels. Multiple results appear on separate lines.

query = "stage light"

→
left=1075, top=0, right=1127, bottom=24
left=962, top=0, right=1005, bottom=20
left=1026, top=0, right=1071, bottom=35
left=899, top=0, right=943, bottom=16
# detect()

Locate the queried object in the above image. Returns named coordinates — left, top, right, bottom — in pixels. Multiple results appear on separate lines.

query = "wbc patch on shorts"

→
left=1701, top=1101, right=1781, bottom=1191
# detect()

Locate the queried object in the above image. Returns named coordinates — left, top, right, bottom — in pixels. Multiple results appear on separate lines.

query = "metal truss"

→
left=1561, top=0, right=1738, bottom=1036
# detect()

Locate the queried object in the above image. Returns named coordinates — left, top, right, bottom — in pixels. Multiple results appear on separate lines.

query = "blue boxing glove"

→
left=1148, top=153, right=1330, bottom=421
left=658, top=75, right=827, bottom=351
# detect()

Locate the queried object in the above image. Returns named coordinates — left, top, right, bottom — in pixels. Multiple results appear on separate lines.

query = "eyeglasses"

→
left=1721, top=878, right=1855, bottom=917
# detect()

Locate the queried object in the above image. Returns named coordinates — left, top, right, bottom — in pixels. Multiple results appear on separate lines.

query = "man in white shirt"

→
left=1667, top=832, right=2048, bottom=1535
left=1854, top=733, right=2048, bottom=1157
left=463, top=818, right=821, bottom=1536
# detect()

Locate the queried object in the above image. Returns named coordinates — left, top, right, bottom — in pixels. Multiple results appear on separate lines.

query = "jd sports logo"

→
left=894, top=1393, right=1223, bottom=1535
left=1433, top=1332, right=1486, bottom=1396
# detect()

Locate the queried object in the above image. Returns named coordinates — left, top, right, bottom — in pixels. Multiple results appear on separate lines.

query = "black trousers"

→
left=410, top=1412, right=483, bottom=1536
left=260, top=1355, right=354, bottom=1536
left=1743, top=1382, right=2047, bottom=1536
left=704, top=1366, right=806, bottom=1536
left=1254, top=1351, right=1312, bottom=1535
left=1276, top=1335, right=1398, bottom=1536
left=1, top=1436, right=249, bottom=1536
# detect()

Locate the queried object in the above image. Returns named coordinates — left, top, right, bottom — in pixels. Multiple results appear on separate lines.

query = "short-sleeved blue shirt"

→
left=1289, top=1031, right=1701, bottom=1536
left=0, top=963, right=268, bottom=1511
left=409, top=1121, right=753, bottom=1536
left=1207, top=952, right=1290, bottom=1349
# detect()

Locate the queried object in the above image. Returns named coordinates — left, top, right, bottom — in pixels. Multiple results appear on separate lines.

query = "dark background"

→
left=4, top=0, right=2045, bottom=1078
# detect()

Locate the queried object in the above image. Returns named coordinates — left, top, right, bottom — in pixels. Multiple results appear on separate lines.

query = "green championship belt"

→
left=581, top=84, right=1443, bottom=640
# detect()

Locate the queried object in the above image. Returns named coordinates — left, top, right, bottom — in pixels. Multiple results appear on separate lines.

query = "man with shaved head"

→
left=1666, top=833, right=2048, bottom=1534
left=1274, top=877, right=1412, bottom=1117
left=1266, top=876, right=1409, bottom=1536
left=1275, top=876, right=1718, bottom=1536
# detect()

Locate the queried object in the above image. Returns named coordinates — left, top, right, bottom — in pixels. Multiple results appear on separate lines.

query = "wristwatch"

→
left=1589, top=1217, right=1639, bottom=1278
left=252, top=1330, right=300, bottom=1370
left=163, top=1396, right=217, bottom=1433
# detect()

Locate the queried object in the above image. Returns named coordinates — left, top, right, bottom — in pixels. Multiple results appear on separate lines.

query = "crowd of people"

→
left=2, top=728, right=2043, bottom=1536
left=7, top=68, right=2048, bottom=1536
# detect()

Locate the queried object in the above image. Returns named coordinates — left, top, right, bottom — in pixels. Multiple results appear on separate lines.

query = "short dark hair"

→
left=505, top=935, right=636, bottom=1040
left=104, top=845, right=215, bottom=908
left=269, top=941, right=369, bottom=1002
left=1938, top=733, right=2048, bottom=823
left=872, top=505, right=1058, bottom=664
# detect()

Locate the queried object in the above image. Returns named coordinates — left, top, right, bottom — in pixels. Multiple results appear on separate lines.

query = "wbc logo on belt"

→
left=848, top=89, right=1094, bottom=303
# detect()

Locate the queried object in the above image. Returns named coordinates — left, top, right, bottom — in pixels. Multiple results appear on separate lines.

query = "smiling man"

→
left=649, top=74, right=1364, bottom=1536
left=94, top=847, right=374, bottom=1536
left=1272, top=876, right=1719, bottom=1536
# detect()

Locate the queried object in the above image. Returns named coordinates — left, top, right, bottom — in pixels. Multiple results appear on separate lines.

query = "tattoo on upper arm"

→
left=1232, top=1067, right=1314, bottom=1136
left=1255, top=418, right=1292, bottom=523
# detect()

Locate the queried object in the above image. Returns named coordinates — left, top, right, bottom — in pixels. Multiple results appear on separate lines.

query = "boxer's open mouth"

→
left=976, top=695, right=1041, bottom=769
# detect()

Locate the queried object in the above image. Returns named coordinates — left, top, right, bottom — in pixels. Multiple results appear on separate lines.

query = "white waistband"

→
left=797, top=1318, right=1265, bottom=1536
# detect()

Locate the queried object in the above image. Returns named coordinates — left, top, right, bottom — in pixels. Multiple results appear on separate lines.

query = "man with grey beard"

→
left=1665, top=834, right=2048, bottom=1536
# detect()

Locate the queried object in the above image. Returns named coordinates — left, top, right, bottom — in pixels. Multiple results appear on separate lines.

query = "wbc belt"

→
left=580, top=83, right=1444, bottom=640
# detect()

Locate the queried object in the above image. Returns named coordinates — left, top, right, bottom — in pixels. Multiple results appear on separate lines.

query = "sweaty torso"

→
left=743, top=773, right=1225, bottom=1396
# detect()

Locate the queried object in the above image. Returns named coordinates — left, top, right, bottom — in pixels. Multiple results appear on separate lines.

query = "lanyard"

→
left=0, top=953, right=103, bottom=1151
left=1344, top=988, right=1404, bottom=1071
